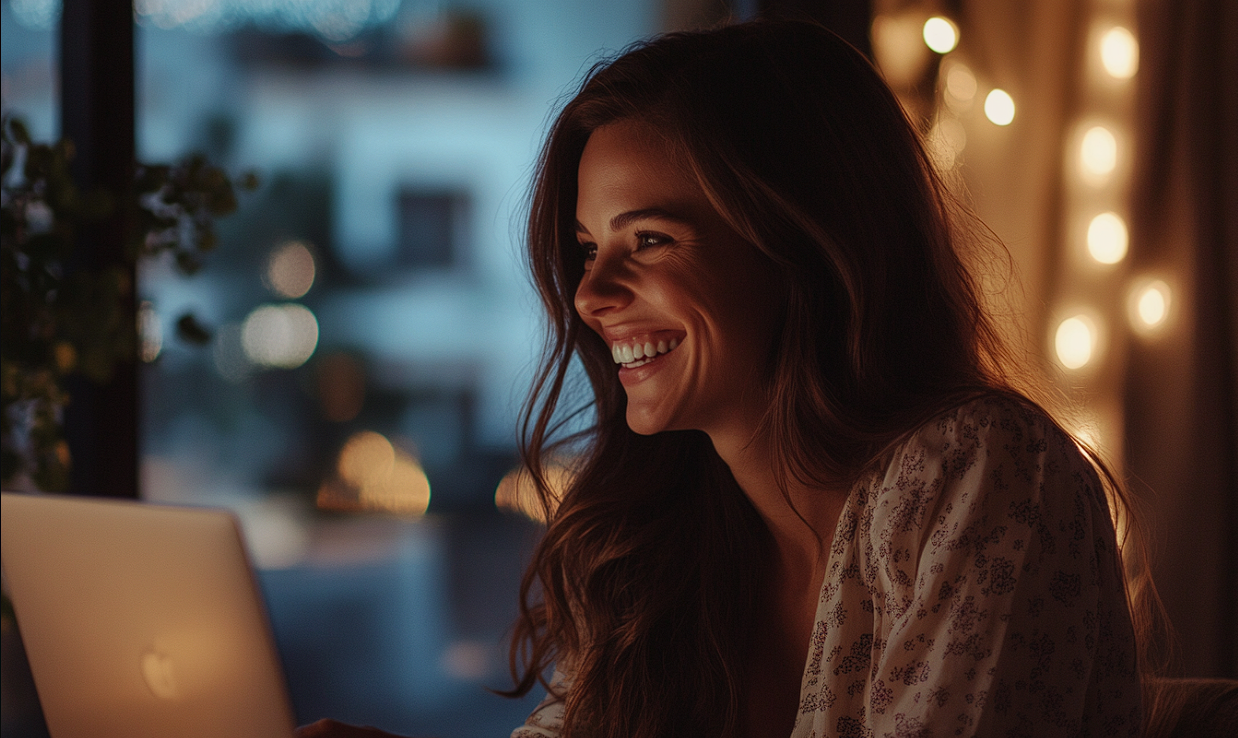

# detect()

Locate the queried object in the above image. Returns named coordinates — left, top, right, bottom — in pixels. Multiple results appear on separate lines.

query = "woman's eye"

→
left=580, top=242, right=597, bottom=264
left=635, top=232, right=672, bottom=250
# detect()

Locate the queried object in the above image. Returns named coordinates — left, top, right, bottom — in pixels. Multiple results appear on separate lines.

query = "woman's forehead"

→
left=575, top=121, right=705, bottom=229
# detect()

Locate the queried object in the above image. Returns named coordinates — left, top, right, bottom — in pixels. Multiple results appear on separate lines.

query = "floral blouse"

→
left=512, top=397, right=1142, bottom=737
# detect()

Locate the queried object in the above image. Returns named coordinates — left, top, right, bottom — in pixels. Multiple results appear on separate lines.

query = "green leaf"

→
left=2, top=115, right=252, bottom=489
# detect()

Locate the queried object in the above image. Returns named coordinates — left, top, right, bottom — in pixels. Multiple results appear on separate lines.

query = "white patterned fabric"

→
left=512, top=397, right=1142, bottom=737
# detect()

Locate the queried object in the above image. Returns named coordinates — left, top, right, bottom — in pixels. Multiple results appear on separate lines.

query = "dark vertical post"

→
left=59, top=0, right=139, bottom=498
left=759, top=0, right=874, bottom=60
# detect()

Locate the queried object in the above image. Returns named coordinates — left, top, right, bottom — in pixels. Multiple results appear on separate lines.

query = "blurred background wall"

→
left=1, top=0, right=1233, bottom=734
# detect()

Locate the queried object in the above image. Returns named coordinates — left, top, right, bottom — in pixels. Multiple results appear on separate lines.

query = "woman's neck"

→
left=710, top=429, right=848, bottom=581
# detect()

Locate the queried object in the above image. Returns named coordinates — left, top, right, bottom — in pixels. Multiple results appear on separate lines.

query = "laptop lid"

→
left=1, top=492, right=296, bottom=738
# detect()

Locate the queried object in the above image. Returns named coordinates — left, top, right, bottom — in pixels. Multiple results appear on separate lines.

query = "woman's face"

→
left=574, top=119, right=782, bottom=443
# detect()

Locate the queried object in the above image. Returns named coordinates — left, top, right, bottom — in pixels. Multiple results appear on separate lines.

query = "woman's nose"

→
left=574, top=259, right=633, bottom=319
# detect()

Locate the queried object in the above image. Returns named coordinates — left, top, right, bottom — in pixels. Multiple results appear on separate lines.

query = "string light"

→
left=1086, top=212, right=1129, bottom=264
left=984, top=89, right=1016, bottom=125
left=1130, top=279, right=1171, bottom=331
left=1100, top=26, right=1139, bottom=79
left=1055, top=315, right=1097, bottom=369
left=1137, top=285, right=1167, bottom=326
left=1079, top=125, right=1118, bottom=183
left=869, top=8, right=1152, bottom=409
left=922, top=17, right=959, bottom=54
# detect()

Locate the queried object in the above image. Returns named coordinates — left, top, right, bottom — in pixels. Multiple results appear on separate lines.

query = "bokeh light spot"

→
left=1134, top=280, right=1171, bottom=329
left=265, top=240, right=316, bottom=299
left=922, top=17, right=959, bottom=54
left=320, top=431, right=431, bottom=516
left=495, top=463, right=573, bottom=524
left=1101, top=26, right=1139, bottom=79
left=1086, top=212, right=1129, bottom=264
left=1055, top=316, right=1096, bottom=369
left=984, top=89, right=1015, bottom=125
left=1080, top=126, right=1118, bottom=182
left=241, top=303, right=319, bottom=369
left=871, top=12, right=933, bottom=88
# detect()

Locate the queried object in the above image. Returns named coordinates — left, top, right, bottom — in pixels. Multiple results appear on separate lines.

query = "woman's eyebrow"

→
left=575, top=207, right=692, bottom=235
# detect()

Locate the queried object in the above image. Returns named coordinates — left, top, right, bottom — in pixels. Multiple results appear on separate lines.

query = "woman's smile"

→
left=610, top=333, right=681, bottom=368
left=615, top=337, right=681, bottom=387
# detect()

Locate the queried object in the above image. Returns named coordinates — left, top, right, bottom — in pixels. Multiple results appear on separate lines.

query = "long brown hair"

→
left=505, top=20, right=1154, bottom=736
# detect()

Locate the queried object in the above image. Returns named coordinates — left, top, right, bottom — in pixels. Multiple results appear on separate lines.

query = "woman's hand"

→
left=295, top=718, right=422, bottom=738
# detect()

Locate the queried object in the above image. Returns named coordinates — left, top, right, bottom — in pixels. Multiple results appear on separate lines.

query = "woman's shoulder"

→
left=914, top=391, right=1068, bottom=451
left=885, top=392, right=1083, bottom=479
left=856, top=391, right=1103, bottom=518
left=844, top=391, right=1118, bottom=606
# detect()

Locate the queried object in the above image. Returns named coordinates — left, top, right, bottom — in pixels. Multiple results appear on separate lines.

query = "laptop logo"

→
left=140, top=647, right=180, bottom=700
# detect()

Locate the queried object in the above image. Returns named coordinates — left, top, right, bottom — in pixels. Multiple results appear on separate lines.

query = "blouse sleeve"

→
left=509, top=667, right=571, bottom=738
left=857, top=399, right=1140, bottom=737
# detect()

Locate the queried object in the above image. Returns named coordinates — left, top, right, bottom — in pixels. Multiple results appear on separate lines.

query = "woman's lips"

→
left=617, top=346, right=674, bottom=385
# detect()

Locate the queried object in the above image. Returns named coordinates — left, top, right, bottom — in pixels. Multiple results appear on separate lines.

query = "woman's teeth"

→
left=612, top=337, right=679, bottom=367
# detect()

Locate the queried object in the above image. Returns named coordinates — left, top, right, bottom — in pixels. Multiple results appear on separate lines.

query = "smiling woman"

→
left=299, top=19, right=1151, bottom=738
left=503, top=19, right=1147, bottom=738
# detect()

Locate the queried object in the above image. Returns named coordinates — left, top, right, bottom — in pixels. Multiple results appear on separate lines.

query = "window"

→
left=396, top=188, right=468, bottom=270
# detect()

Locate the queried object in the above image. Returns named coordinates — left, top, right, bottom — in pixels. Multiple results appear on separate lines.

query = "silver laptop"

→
left=1, top=492, right=297, bottom=738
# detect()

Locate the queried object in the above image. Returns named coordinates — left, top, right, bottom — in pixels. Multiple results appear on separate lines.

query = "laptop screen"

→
left=1, top=492, right=296, bottom=738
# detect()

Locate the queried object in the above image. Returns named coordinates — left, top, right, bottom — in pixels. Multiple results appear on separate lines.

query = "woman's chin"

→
left=625, top=416, right=663, bottom=436
left=624, top=406, right=673, bottom=436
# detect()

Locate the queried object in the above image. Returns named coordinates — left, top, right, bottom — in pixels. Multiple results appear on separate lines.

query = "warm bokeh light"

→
left=495, top=463, right=573, bottom=523
left=319, top=431, right=431, bottom=516
left=1132, top=280, right=1171, bottom=330
left=922, top=17, right=959, bottom=54
left=241, top=303, right=319, bottom=369
left=944, top=61, right=977, bottom=108
left=1086, top=212, right=1129, bottom=264
left=364, top=455, right=431, bottom=515
left=984, top=89, right=1015, bottom=125
left=1055, top=315, right=1096, bottom=369
left=139, top=301, right=163, bottom=363
left=871, top=12, right=933, bottom=88
left=1100, top=26, right=1139, bottom=79
left=338, top=431, right=395, bottom=488
left=1080, top=126, right=1118, bottom=182
left=265, top=240, right=316, bottom=299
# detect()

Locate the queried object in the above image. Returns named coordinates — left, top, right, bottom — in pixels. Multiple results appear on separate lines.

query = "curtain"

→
left=1123, top=0, right=1237, bottom=677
